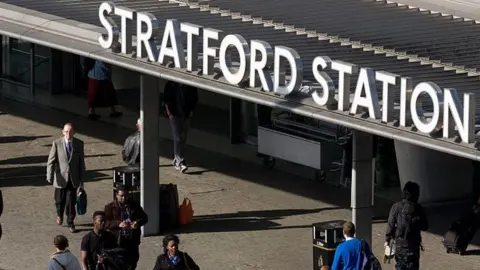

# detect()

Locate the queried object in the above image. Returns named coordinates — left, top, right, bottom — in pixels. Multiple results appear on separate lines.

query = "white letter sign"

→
left=273, top=46, right=303, bottom=96
left=249, top=40, right=273, bottom=91
left=350, top=68, right=381, bottom=119
left=331, top=61, right=359, bottom=112
left=219, top=34, right=251, bottom=85
left=443, top=89, right=476, bottom=144
left=311, top=56, right=335, bottom=106
left=410, top=82, right=444, bottom=134
left=98, top=2, right=118, bottom=49
left=158, top=19, right=186, bottom=68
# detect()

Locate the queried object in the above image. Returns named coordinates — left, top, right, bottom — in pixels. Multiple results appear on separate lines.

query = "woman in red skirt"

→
left=86, top=60, right=123, bottom=120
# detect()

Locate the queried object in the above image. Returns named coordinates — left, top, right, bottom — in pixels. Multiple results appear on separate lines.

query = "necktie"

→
left=66, top=141, right=72, bottom=156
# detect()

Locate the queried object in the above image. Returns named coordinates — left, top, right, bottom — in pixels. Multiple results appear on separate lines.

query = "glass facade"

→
left=1, top=36, right=52, bottom=100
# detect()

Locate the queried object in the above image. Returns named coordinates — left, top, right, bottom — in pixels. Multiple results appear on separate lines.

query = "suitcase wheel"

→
left=446, top=249, right=450, bottom=254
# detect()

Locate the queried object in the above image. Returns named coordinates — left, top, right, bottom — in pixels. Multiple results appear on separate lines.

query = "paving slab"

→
left=0, top=99, right=479, bottom=269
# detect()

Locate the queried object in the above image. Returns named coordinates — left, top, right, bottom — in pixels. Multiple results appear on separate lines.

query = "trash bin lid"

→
left=312, top=220, right=346, bottom=230
left=113, top=165, right=140, bottom=173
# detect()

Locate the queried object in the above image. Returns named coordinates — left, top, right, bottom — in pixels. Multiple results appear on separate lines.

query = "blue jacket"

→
left=87, top=61, right=111, bottom=80
left=331, top=238, right=370, bottom=270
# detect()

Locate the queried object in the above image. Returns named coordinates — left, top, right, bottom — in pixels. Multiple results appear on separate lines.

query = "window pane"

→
left=34, top=44, right=51, bottom=91
left=6, top=38, right=31, bottom=84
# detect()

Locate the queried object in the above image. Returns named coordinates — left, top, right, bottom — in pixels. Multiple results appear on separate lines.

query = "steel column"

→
left=140, top=74, right=163, bottom=236
left=351, top=130, right=374, bottom=246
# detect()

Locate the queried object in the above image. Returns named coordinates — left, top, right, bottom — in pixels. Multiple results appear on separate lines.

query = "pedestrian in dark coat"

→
left=153, top=234, right=200, bottom=270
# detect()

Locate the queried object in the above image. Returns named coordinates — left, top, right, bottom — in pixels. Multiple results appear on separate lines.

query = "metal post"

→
left=351, top=130, right=374, bottom=246
left=140, top=74, right=163, bottom=236
left=29, top=43, right=35, bottom=96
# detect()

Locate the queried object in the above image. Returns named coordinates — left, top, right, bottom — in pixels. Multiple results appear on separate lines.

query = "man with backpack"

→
left=384, top=181, right=428, bottom=270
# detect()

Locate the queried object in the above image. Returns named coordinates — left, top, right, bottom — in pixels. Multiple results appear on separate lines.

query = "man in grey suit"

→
left=47, top=123, right=85, bottom=233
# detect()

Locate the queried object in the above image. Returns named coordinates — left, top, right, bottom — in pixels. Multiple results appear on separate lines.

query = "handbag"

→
left=76, top=187, right=88, bottom=216
left=178, top=198, right=194, bottom=225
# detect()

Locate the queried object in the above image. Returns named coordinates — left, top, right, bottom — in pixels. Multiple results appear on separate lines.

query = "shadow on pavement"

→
left=0, top=135, right=51, bottom=144
left=0, top=166, right=110, bottom=187
left=175, top=207, right=340, bottom=233
left=0, top=99, right=468, bottom=240
left=0, top=154, right=116, bottom=166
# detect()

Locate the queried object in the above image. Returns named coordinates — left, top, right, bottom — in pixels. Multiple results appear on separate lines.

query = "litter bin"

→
left=112, top=166, right=141, bottom=202
left=312, top=220, right=346, bottom=269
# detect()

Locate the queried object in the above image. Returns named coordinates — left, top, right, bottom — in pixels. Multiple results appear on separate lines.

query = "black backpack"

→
left=396, top=201, right=418, bottom=241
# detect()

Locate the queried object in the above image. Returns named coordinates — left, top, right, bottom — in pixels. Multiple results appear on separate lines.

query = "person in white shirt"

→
left=48, top=235, right=81, bottom=270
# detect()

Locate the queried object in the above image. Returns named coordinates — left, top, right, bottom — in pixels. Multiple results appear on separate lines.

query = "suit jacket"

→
left=104, top=199, right=148, bottom=246
left=46, top=137, right=85, bottom=188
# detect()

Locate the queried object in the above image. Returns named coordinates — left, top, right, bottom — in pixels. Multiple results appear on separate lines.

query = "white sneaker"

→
left=180, top=164, right=188, bottom=173
left=172, top=159, right=177, bottom=167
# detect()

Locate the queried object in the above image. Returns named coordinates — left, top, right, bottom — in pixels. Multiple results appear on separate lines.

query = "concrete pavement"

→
left=0, top=98, right=480, bottom=269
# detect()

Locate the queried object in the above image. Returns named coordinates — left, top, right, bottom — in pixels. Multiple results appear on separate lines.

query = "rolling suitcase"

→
left=442, top=211, right=479, bottom=255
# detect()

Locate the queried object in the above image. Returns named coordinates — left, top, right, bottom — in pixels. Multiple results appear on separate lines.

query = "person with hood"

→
left=385, top=181, right=428, bottom=270
left=48, top=235, right=81, bottom=270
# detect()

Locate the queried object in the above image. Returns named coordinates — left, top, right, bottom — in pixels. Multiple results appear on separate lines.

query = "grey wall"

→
left=394, top=140, right=473, bottom=204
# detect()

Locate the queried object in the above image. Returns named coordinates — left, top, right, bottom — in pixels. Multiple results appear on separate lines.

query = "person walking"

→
left=385, top=181, right=428, bottom=270
left=163, top=81, right=198, bottom=173
left=152, top=234, right=200, bottom=270
left=331, top=221, right=373, bottom=270
left=104, top=185, right=148, bottom=270
left=80, top=211, right=119, bottom=270
left=86, top=60, right=122, bottom=120
left=46, top=123, right=85, bottom=233
left=48, top=235, right=81, bottom=270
